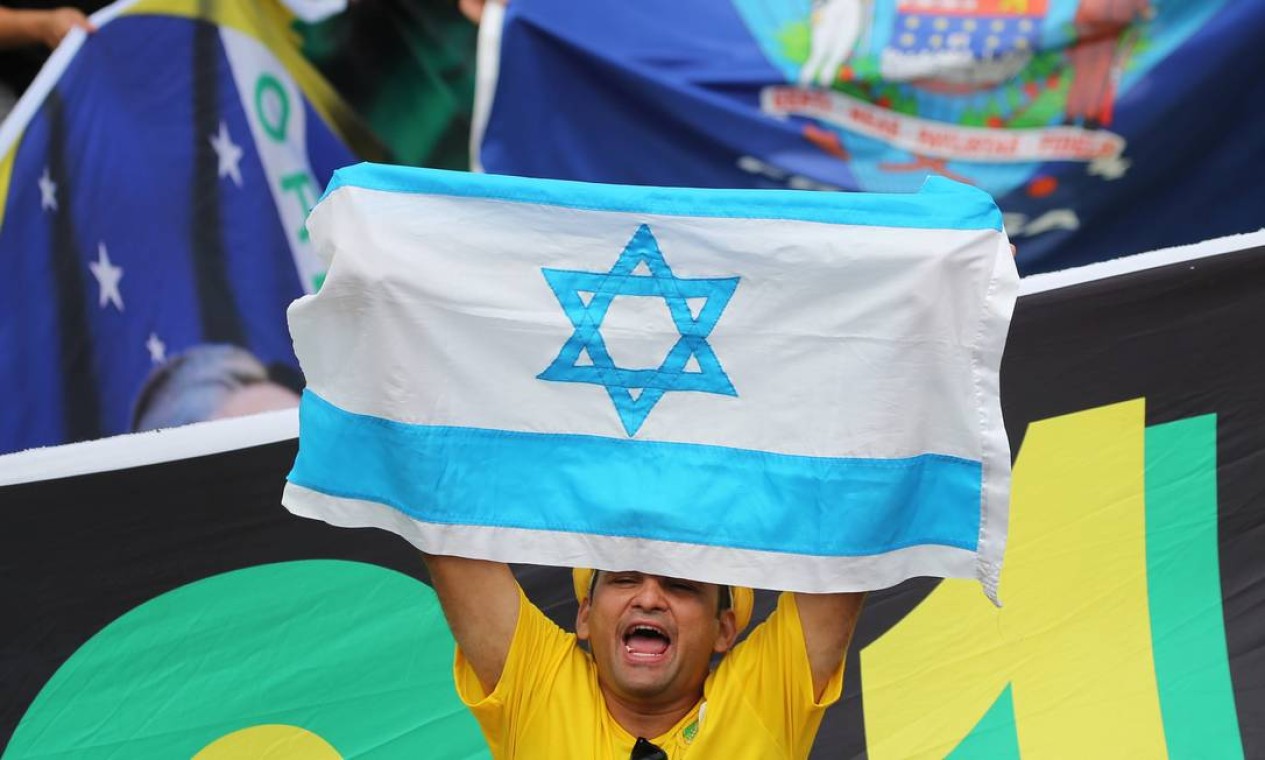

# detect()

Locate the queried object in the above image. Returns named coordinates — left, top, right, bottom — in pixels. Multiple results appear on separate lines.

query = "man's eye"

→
left=670, top=582, right=699, bottom=594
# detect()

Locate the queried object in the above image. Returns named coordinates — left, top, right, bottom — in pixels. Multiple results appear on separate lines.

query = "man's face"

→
left=576, top=571, right=738, bottom=706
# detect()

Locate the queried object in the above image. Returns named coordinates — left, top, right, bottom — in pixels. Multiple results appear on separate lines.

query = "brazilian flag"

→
left=0, top=0, right=384, bottom=456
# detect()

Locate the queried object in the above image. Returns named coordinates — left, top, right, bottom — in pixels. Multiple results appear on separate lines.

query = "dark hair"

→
left=717, top=584, right=732, bottom=612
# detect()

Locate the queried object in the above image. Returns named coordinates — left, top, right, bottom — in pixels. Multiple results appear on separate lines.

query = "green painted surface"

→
left=1146, top=416, right=1243, bottom=759
left=5, top=560, right=488, bottom=759
left=946, top=683, right=1021, bottom=760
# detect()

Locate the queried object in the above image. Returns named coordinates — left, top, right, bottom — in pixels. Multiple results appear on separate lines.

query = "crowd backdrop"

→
left=3, top=0, right=1262, bottom=454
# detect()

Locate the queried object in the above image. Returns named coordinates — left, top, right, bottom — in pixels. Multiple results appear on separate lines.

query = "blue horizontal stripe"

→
left=289, top=391, right=982, bottom=557
left=320, top=163, right=1003, bottom=232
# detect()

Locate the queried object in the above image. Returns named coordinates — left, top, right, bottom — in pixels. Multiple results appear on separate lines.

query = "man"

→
left=422, top=553, right=864, bottom=758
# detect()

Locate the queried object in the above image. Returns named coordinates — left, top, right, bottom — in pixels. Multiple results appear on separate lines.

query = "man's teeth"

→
left=624, top=626, right=670, bottom=656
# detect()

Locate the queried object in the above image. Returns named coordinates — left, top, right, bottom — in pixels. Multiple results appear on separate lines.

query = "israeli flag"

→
left=283, top=164, right=1017, bottom=601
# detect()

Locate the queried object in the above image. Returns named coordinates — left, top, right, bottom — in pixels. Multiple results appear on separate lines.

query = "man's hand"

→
left=422, top=554, right=520, bottom=694
left=794, top=591, right=865, bottom=701
left=34, top=7, right=94, bottom=48
left=0, top=7, right=96, bottom=50
left=458, top=0, right=508, bottom=25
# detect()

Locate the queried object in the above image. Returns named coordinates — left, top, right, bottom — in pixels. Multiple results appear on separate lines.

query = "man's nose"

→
left=631, top=577, right=669, bottom=610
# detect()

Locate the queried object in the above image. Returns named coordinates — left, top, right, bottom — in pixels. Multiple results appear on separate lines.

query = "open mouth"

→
left=623, top=624, right=671, bottom=659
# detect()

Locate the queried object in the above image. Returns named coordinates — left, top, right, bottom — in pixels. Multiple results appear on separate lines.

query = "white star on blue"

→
left=538, top=224, right=739, bottom=437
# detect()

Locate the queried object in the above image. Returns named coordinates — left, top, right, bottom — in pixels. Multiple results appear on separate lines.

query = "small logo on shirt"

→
left=683, top=701, right=707, bottom=744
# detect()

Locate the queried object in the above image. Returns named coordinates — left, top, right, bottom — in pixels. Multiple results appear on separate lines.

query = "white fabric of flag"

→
left=282, top=164, right=1018, bottom=601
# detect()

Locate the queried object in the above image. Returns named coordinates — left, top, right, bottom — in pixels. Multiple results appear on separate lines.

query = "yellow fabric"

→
left=861, top=399, right=1166, bottom=758
left=0, top=141, right=15, bottom=231
left=455, top=588, right=842, bottom=759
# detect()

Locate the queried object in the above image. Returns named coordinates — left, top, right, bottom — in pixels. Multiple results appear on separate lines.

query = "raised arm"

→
left=793, top=591, right=866, bottom=701
left=422, top=554, right=521, bottom=694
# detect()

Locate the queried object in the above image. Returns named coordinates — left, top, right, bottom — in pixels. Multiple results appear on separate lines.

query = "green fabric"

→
left=1146, top=416, right=1244, bottom=759
left=4, top=560, right=487, bottom=759
left=945, top=414, right=1245, bottom=759
left=297, top=0, right=477, bottom=170
left=946, top=683, right=1021, bottom=760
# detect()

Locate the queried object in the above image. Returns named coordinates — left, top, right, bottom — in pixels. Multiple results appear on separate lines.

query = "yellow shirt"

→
left=454, top=589, right=844, bottom=759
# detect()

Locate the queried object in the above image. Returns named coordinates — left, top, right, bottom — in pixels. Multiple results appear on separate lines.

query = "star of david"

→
left=538, top=224, right=739, bottom=437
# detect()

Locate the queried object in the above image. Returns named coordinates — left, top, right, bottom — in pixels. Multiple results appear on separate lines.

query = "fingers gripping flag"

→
left=282, top=165, right=1018, bottom=600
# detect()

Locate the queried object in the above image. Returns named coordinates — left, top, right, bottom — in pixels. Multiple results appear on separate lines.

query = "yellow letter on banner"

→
left=861, top=399, right=1166, bottom=759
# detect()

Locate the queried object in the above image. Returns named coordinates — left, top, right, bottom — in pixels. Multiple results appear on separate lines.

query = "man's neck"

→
left=600, top=684, right=702, bottom=741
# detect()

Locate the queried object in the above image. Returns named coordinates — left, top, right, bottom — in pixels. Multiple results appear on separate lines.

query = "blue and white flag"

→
left=282, top=164, right=1018, bottom=599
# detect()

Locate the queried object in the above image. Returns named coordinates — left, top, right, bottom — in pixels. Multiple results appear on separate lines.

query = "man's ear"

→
left=576, top=596, right=592, bottom=642
left=713, top=608, right=739, bottom=654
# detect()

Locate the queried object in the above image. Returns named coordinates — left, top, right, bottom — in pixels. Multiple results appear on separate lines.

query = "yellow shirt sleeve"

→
left=706, top=591, right=845, bottom=758
left=452, top=585, right=577, bottom=757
